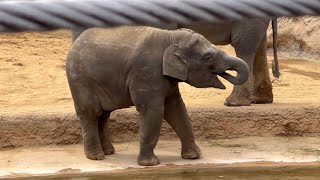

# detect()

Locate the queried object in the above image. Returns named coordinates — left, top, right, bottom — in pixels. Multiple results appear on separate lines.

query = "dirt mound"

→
left=267, top=16, right=320, bottom=62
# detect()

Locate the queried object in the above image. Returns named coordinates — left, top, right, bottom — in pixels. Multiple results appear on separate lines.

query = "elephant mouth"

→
left=216, top=67, right=245, bottom=86
left=218, top=71, right=233, bottom=80
left=211, top=74, right=226, bottom=90
left=212, top=70, right=237, bottom=90
left=213, top=54, right=250, bottom=86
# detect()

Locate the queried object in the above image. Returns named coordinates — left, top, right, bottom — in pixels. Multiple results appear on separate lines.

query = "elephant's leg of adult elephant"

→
left=224, top=51, right=255, bottom=106
left=98, top=112, right=115, bottom=155
left=252, top=36, right=273, bottom=103
left=164, top=91, right=201, bottom=159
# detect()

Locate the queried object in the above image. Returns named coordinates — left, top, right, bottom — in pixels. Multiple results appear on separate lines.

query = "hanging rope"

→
left=0, top=0, right=319, bottom=32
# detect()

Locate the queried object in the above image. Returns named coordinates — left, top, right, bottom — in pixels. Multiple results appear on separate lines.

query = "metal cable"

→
left=0, top=0, right=319, bottom=32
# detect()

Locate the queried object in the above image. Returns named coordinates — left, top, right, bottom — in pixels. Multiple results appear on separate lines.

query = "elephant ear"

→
left=163, top=44, right=187, bottom=81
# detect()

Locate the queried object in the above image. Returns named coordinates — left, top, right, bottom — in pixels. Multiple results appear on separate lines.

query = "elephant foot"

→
left=138, top=152, right=160, bottom=166
left=102, top=143, right=115, bottom=155
left=224, top=95, right=251, bottom=106
left=252, top=80, right=273, bottom=104
left=85, top=146, right=105, bottom=160
left=251, top=94, right=273, bottom=104
left=181, top=143, right=202, bottom=159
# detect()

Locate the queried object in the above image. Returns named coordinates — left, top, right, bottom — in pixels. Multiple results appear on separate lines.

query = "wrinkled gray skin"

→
left=72, top=19, right=278, bottom=106
left=67, top=26, right=249, bottom=166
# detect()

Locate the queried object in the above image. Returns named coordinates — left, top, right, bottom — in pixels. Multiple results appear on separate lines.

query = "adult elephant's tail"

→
left=72, top=29, right=85, bottom=43
left=271, top=18, right=280, bottom=78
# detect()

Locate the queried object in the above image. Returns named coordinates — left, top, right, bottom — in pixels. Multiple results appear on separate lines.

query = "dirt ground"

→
left=1, top=30, right=320, bottom=113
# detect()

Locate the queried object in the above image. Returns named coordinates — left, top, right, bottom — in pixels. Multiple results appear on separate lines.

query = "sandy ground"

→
left=1, top=137, right=320, bottom=179
left=1, top=30, right=320, bottom=113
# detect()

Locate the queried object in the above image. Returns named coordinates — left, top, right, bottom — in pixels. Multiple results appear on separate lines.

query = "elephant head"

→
left=163, top=30, right=249, bottom=89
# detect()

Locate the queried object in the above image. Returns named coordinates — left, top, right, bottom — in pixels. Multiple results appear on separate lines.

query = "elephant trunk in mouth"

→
left=218, top=54, right=250, bottom=85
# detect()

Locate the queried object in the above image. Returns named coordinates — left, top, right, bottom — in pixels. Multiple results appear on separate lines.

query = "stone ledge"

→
left=1, top=104, right=320, bottom=148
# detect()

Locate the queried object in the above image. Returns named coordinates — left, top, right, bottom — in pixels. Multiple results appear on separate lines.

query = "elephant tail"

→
left=72, top=29, right=85, bottom=43
left=271, top=18, right=280, bottom=78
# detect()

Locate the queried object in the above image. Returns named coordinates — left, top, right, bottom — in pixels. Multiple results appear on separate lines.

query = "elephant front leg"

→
left=164, top=92, right=201, bottom=159
left=136, top=100, right=164, bottom=166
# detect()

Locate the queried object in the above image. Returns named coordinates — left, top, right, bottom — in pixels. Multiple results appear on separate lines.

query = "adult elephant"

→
left=72, top=18, right=279, bottom=106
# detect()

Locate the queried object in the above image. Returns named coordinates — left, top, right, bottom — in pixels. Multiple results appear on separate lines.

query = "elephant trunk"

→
left=218, top=54, right=249, bottom=85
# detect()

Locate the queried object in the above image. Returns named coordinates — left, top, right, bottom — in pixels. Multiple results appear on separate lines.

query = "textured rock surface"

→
left=1, top=104, right=320, bottom=148
left=267, top=16, right=320, bottom=62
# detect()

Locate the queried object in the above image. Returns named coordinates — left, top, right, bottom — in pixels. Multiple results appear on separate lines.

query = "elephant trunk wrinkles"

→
left=219, top=54, right=249, bottom=85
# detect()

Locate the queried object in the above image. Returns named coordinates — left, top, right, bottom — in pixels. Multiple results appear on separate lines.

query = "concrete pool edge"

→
left=1, top=138, right=320, bottom=179
left=3, top=162, right=320, bottom=179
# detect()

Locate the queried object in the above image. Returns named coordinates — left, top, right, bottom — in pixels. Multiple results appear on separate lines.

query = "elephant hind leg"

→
left=69, top=84, right=105, bottom=160
left=98, top=111, right=115, bottom=155
left=252, top=36, right=273, bottom=104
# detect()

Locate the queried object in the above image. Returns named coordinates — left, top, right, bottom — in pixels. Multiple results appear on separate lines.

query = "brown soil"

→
left=0, top=31, right=72, bottom=112
left=1, top=30, right=320, bottom=112
left=0, top=29, right=320, bottom=148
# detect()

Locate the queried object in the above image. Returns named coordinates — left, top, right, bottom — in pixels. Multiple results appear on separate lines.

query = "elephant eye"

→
left=203, top=54, right=211, bottom=63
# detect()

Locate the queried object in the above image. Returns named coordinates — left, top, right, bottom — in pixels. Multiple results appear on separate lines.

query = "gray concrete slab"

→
left=1, top=137, right=320, bottom=179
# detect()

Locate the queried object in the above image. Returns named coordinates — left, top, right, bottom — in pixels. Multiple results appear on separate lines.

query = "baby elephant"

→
left=66, top=26, right=249, bottom=166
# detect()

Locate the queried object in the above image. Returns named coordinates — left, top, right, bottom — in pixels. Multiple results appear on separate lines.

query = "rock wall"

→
left=267, top=16, right=320, bottom=62
left=2, top=105, right=320, bottom=148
